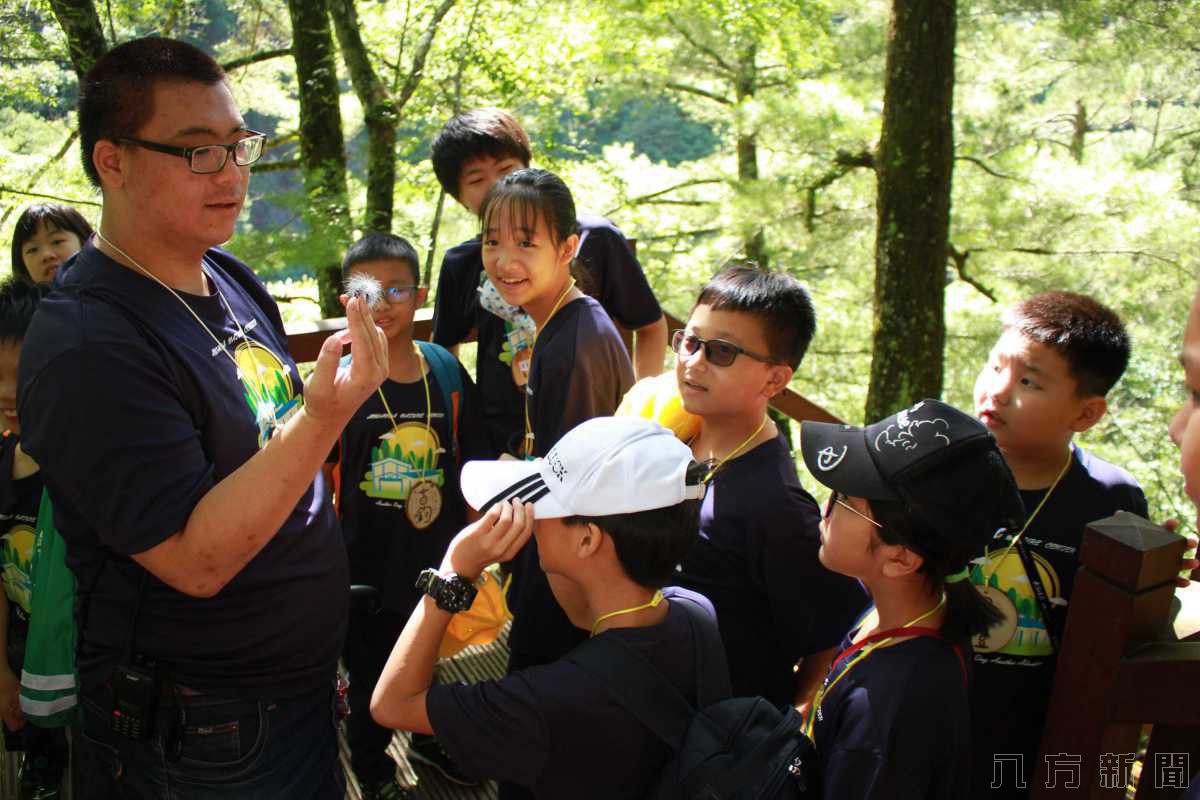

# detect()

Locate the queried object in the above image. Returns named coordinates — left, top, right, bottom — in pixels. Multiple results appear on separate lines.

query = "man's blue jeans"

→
left=77, top=681, right=345, bottom=799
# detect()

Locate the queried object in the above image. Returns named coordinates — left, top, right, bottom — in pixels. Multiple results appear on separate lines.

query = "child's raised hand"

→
left=443, top=499, right=535, bottom=582
left=303, top=296, right=388, bottom=426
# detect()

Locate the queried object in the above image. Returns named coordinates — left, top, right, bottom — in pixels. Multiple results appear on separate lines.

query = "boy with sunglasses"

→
left=672, top=266, right=867, bottom=706
left=333, top=234, right=491, bottom=798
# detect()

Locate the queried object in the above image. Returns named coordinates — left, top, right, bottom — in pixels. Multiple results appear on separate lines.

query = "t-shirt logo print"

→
left=816, top=445, right=848, bottom=472
left=235, top=340, right=301, bottom=448
left=361, top=423, right=445, bottom=502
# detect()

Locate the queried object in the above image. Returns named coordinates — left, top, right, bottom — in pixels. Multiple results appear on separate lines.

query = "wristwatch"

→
left=415, top=569, right=478, bottom=613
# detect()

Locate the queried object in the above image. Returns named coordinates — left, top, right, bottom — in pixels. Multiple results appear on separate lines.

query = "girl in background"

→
left=10, top=204, right=93, bottom=284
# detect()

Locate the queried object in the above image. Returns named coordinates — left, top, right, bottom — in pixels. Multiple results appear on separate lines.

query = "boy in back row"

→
left=968, top=291, right=1147, bottom=797
left=430, top=108, right=667, bottom=457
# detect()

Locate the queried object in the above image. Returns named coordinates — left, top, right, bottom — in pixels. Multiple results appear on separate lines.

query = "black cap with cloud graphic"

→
left=800, top=399, right=1024, bottom=552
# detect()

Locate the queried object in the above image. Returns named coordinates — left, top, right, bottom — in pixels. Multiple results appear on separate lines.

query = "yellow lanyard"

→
left=982, top=450, right=1072, bottom=584
left=590, top=590, right=665, bottom=637
left=522, top=278, right=577, bottom=457
left=803, top=594, right=946, bottom=744
left=700, top=416, right=767, bottom=483
left=375, top=344, right=433, bottom=451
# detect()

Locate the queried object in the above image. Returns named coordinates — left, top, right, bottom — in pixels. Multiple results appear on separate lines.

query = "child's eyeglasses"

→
left=383, top=286, right=419, bottom=304
left=822, top=491, right=884, bottom=529
left=671, top=330, right=779, bottom=367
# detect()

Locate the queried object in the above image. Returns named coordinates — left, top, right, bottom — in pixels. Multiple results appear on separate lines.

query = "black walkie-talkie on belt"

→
left=110, top=572, right=162, bottom=740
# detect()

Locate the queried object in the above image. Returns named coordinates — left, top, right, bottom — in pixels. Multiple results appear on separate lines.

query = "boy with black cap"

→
left=369, top=416, right=728, bottom=800
left=799, top=399, right=1024, bottom=799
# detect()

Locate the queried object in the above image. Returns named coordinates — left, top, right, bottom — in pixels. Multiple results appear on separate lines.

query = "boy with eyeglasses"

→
left=672, top=266, right=868, bottom=706
left=333, top=234, right=490, bottom=799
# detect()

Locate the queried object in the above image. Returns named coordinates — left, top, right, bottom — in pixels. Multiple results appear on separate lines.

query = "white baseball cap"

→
left=461, top=416, right=706, bottom=518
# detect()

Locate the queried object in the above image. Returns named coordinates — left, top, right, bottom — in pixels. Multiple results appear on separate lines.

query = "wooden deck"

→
left=341, top=628, right=510, bottom=800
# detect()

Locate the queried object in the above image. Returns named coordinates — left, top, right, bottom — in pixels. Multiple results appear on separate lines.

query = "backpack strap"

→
left=416, top=340, right=461, bottom=458
left=565, top=593, right=729, bottom=752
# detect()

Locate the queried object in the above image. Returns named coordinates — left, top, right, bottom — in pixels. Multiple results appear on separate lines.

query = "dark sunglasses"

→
left=671, top=330, right=779, bottom=368
left=822, top=491, right=883, bottom=529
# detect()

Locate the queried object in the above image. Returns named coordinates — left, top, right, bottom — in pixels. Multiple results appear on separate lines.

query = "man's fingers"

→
left=1161, top=518, right=1180, bottom=533
left=308, top=328, right=347, bottom=396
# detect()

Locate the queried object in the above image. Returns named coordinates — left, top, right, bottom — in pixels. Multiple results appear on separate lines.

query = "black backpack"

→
left=567, top=595, right=817, bottom=799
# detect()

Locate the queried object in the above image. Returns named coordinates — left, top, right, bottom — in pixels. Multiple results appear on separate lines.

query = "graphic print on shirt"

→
left=1, top=523, right=35, bottom=613
left=969, top=547, right=1063, bottom=656
left=234, top=340, right=301, bottom=448
left=478, top=271, right=535, bottom=387
left=359, top=421, right=445, bottom=506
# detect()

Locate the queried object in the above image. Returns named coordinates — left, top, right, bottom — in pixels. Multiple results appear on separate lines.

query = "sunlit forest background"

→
left=2, top=0, right=1198, bottom=528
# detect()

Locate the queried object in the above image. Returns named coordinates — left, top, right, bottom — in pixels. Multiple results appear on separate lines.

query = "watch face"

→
left=441, top=575, right=478, bottom=613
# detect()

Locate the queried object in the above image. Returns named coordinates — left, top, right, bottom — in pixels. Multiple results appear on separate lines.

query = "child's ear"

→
left=416, top=287, right=429, bottom=308
left=576, top=522, right=604, bottom=560
left=881, top=543, right=924, bottom=579
left=559, top=233, right=580, bottom=267
left=1070, top=395, right=1108, bottom=433
left=760, top=364, right=795, bottom=399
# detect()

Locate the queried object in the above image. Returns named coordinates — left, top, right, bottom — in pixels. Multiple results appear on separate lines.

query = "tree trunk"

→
left=287, top=0, right=353, bottom=317
left=47, top=0, right=107, bottom=79
left=864, top=0, right=957, bottom=421
left=1070, top=99, right=1087, bottom=164
left=735, top=41, right=767, bottom=268
left=329, top=0, right=396, bottom=233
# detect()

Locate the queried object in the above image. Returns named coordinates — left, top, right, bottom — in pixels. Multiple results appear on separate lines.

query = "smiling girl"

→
left=10, top=204, right=93, bottom=285
left=478, top=168, right=635, bottom=683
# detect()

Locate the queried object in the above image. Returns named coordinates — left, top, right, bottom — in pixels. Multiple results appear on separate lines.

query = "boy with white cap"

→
left=370, top=416, right=729, bottom=799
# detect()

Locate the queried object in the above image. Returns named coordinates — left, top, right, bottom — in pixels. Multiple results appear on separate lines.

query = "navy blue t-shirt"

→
left=812, top=629, right=972, bottom=799
left=430, top=213, right=660, bottom=455
left=675, top=433, right=869, bottom=704
left=337, top=358, right=490, bottom=613
left=967, top=445, right=1146, bottom=798
left=505, top=296, right=634, bottom=664
left=427, top=588, right=721, bottom=799
left=17, top=243, right=347, bottom=698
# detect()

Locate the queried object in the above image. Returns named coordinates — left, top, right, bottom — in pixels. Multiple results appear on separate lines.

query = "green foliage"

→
left=1, top=0, right=1198, bottom=536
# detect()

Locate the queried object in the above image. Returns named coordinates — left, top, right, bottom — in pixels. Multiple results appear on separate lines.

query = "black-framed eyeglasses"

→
left=822, top=491, right=884, bottom=529
left=114, top=131, right=267, bottom=174
left=384, top=286, right=420, bottom=305
left=671, top=329, right=779, bottom=367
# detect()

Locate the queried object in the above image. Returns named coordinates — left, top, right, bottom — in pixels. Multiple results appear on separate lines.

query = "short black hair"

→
left=1002, top=291, right=1130, bottom=397
left=79, top=37, right=227, bottom=187
left=431, top=108, right=532, bottom=198
left=11, top=204, right=93, bottom=284
left=564, top=463, right=706, bottom=589
left=0, top=277, right=45, bottom=345
left=480, top=168, right=578, bottom=249
left=342, top=233, right=422, bottom=285
left=694, top=266, right=817, bottom=369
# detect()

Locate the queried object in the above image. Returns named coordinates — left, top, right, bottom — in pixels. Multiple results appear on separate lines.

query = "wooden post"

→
left=1032, top=512, right=1187, bottom=799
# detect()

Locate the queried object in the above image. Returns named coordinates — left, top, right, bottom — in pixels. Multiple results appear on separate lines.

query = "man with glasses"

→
left=17, top=37, right=387, bottom=797
left=670, top=266, right=868, bottom=709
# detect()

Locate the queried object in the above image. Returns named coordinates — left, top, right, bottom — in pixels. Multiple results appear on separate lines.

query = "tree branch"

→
left=222, top=46, right=291, bottom=72
left=0, top=130, right=83, bottom=230
left=395, top=0, right=457, bottom=110
left=605, top=178, right=726, bottom=216
left=665, top=14, right=733, bottom=74
left=663, top=82, right=732, bottom=105
left=946, top=243, right=997, bottom=302
left=981, top=246, right=1182, bottom=267
left=954, top=155, right=1022, bottom=181
left=0, top=185, right=101, bottom=207
left=803, top=149, right=874, bottom=232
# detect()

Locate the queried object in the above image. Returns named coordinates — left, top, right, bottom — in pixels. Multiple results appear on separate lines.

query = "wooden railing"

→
left=1030, top=513, right=1199, bottom=799
left=284, top=307, right=842, bottom=424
